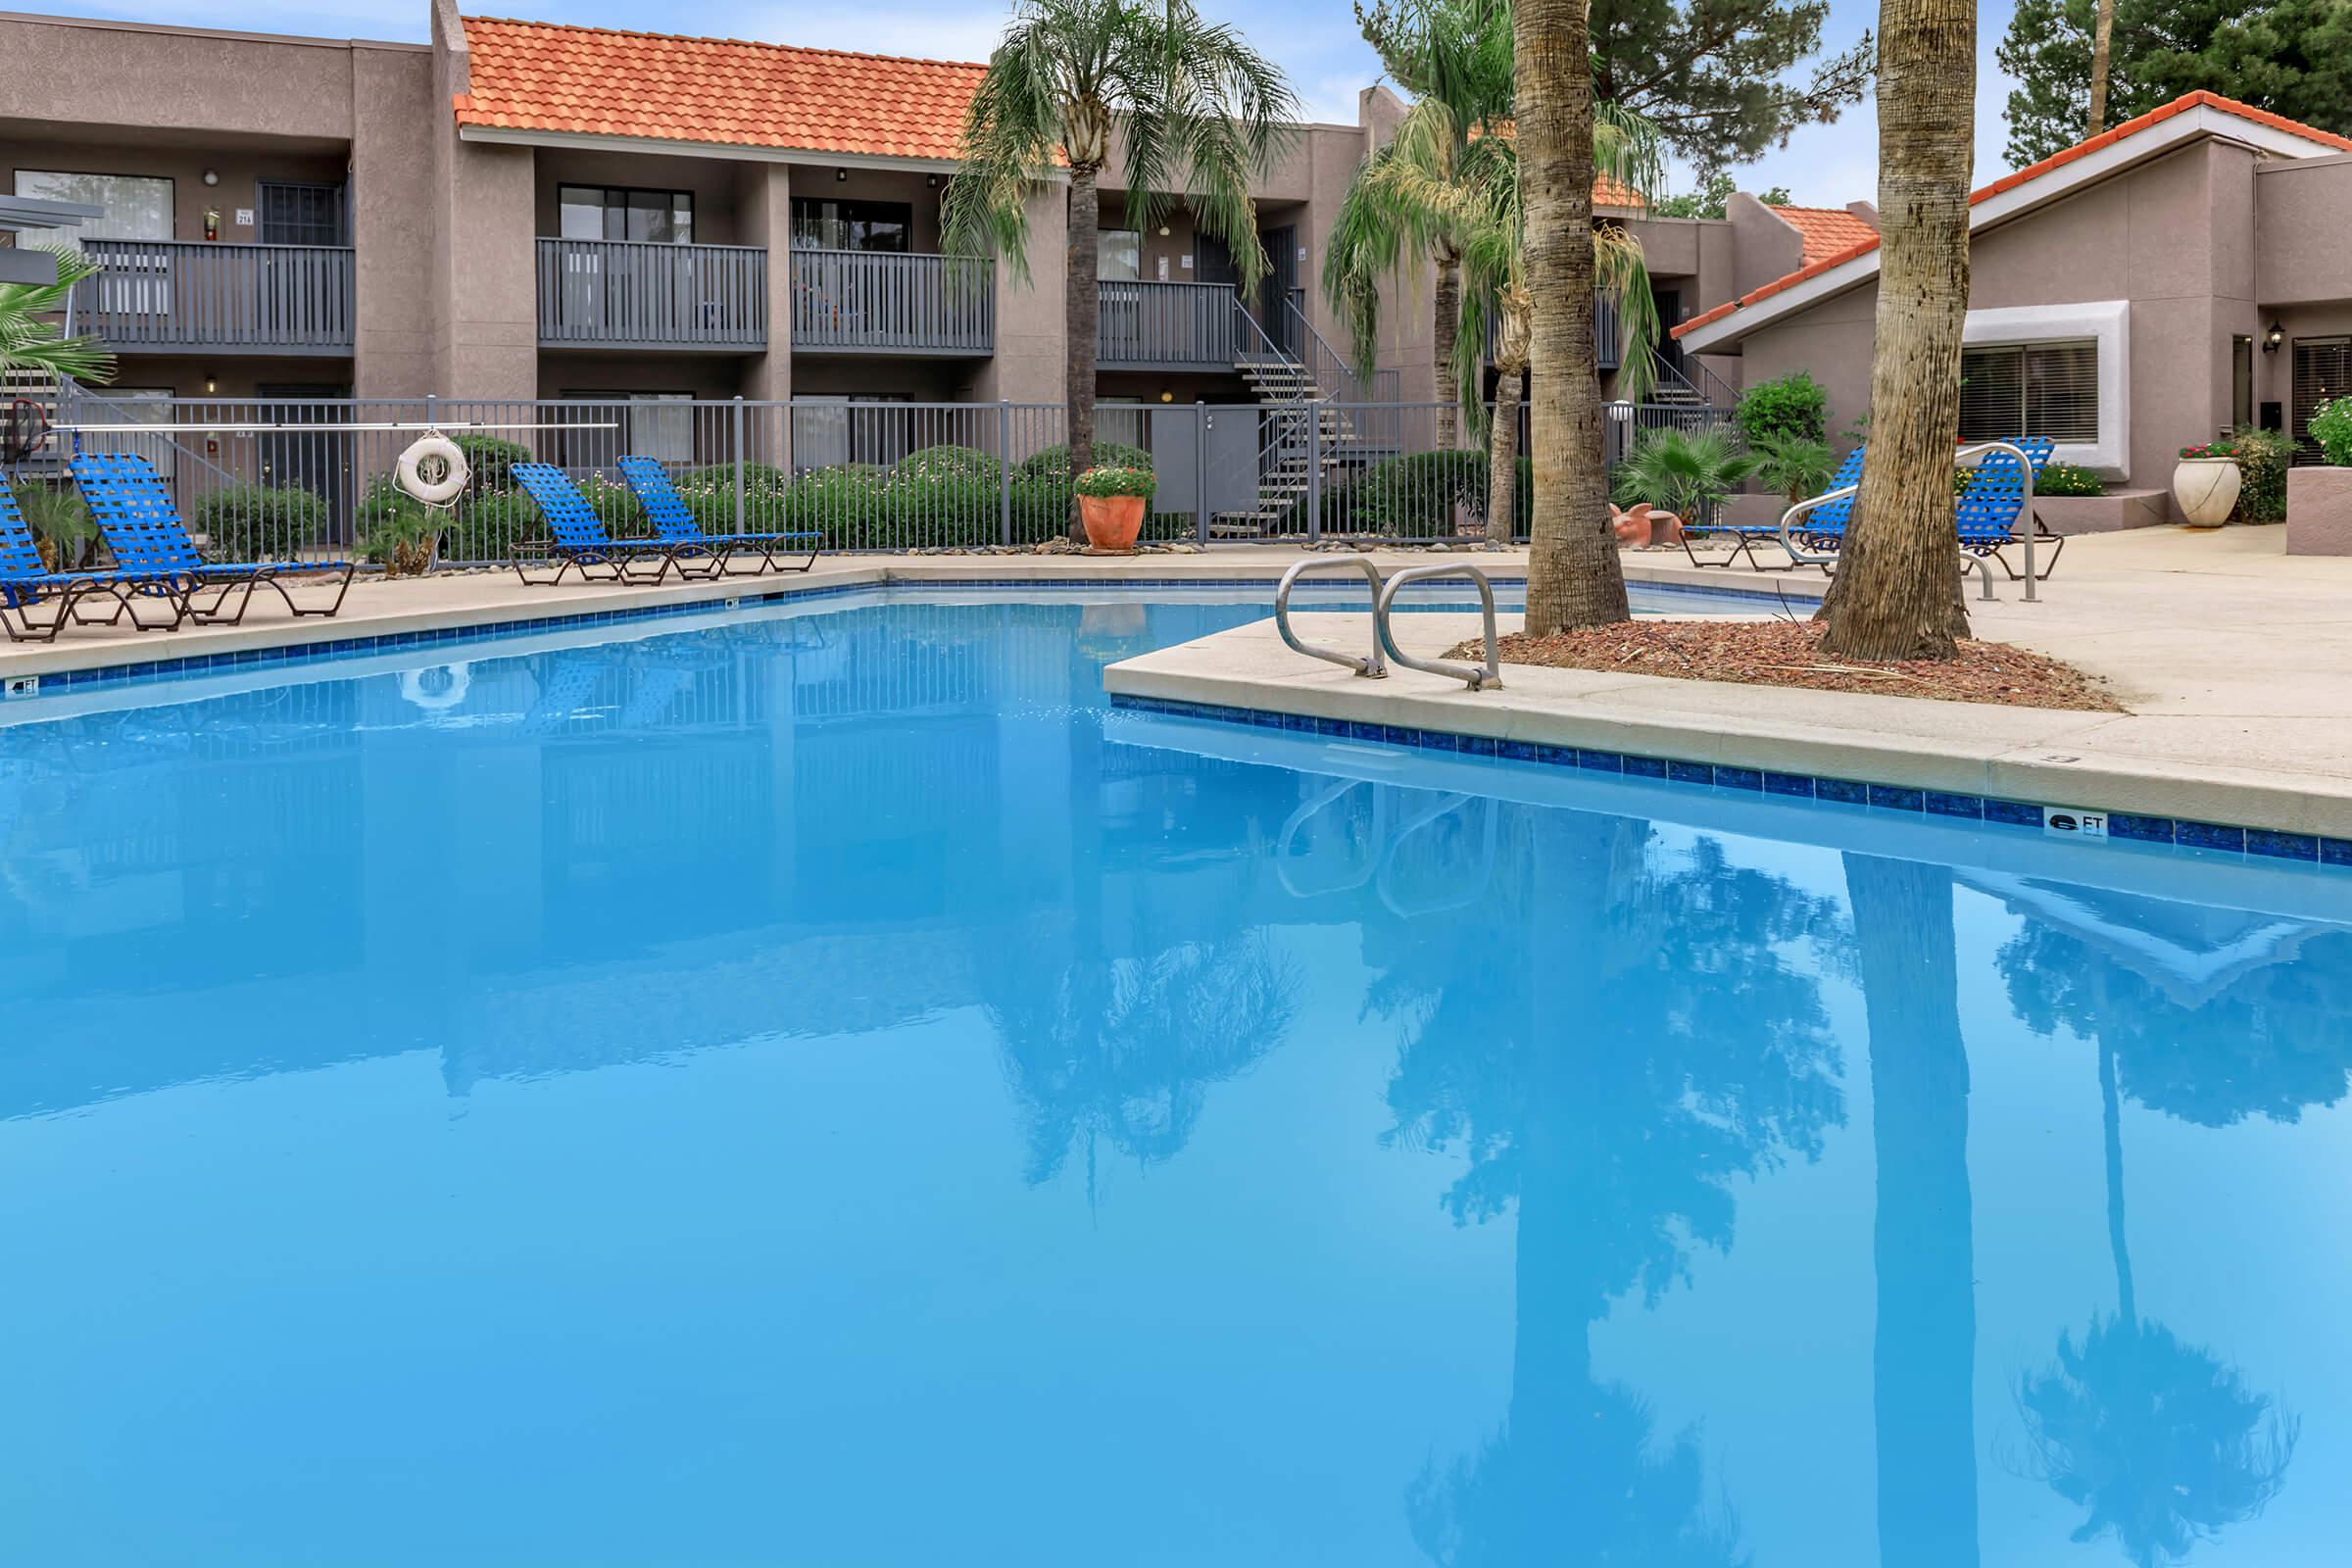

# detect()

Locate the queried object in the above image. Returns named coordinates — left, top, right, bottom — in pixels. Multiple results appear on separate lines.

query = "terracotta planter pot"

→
left=2171, top=458, right=2241, bottom=527
left=1080, top=493, right=1145, bottom=552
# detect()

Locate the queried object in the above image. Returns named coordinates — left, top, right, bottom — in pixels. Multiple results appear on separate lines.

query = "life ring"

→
left=396, top=434, right=471, bottom=506
left=399, top=662, right=471, bottom=710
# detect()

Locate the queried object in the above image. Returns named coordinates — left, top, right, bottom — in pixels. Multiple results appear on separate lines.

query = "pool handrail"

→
left=1375, top=563, right=1503, bottom=690
left=1274, top=555, right=1388, bottom=678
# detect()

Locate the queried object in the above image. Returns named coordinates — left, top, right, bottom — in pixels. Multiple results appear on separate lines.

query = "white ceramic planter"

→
left=2172, top=458, right=2242, bottom=527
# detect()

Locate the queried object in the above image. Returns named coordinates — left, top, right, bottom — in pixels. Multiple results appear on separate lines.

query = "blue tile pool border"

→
left=0, top=571, right=1813, bottom=702
left=1108, top=691, right=2352, bottom=873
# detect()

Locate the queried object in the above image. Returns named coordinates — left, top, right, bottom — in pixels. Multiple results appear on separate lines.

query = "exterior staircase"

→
left=1209, top=338, right=1376, bottom=539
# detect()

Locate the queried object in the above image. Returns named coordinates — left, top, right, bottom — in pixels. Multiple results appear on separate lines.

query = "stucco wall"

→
left=0, top=14, right=372, bottom=142
left=0, top=140, right=350, bottom=244
left=351, top=45, right=437, bottom=396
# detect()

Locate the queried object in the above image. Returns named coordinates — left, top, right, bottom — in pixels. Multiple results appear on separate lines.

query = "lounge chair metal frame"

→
left=1680, top=446, right=1867, bottom=572
left=66, top=452, right=354, bottom=626
left=510, top=462, right=717, bottom=587
left=613, top=456, right=820, bottom=577
left=0, top=483, right=197, bottom=641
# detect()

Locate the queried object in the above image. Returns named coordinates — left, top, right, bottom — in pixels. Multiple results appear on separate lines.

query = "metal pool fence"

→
left=19, top=387, right=1735, bottom=564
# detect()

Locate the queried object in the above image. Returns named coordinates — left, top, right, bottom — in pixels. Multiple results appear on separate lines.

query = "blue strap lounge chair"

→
left=0, top=480, right=193, bottom=642
left=67, top=452, right=355, bottom=625
left=613, top=456, right=820, bottom=576
left=510, top=463, right=714, bottom=587
left=1681, top=446, right=1865, bottom=572
left=1955, top=437, right=2064, bottom=580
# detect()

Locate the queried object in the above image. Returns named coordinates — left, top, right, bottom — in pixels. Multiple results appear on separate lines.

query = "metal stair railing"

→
left=1375, top=563, right=1503, bottom=690
left=1274, top=555, right=1387, bottom=677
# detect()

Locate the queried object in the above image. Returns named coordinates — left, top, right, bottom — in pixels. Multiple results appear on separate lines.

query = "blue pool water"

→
left=2, top=590, right=2346, bottom=1566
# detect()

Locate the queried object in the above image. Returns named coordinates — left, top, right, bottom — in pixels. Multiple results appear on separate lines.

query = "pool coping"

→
left=1102, top=612, right=2352, bottom=863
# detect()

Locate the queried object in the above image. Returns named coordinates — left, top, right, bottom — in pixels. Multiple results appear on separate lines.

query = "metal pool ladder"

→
left=1377, top=564, right=1503, bottom=691
left=1274, top=555, right=1388, bottom=678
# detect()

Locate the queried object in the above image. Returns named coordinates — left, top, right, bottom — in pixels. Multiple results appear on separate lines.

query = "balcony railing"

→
left=791, top=248, right=993, bottom=355
left=1098, top=281, right=1241, bottom=368
left=536, top=237, right=767, bottom=351
left=71, top=239, right=355, bottom=355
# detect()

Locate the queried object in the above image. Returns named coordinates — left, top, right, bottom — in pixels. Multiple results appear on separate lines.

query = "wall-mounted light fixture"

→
left=2264, top=320, right=2285, bottom=354
left=1156, top=224, right=1170, bottom=236
left=1158, top=389, right=1174, bottom=403
left=204, top=372, right=218, bottom=395
left=926, top=172, right=939, bottom=189
left=202, top=169, right=220, bottom=186
left=835, top=168, right=849, bottom=182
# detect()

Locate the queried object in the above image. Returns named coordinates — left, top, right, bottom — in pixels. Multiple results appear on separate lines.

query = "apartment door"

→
left=1257, top=223, right=1298, bottom=356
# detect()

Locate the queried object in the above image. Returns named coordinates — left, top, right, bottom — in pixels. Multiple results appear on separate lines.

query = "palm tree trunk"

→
left=1516, top=0, right=1629, bottom=634
left=1847, top=853, right=1981, bottom=1568
left=1487, top=365, right=1523, bottom=544
left=2086, top=0, right=2116, bottom=139
left=2098, top=1038, right=2137, bottom=1328
left=1817, top=0, right=1976, bottom=661
left=1434, top=251, right=1461, bottom=452
left=1066, top=164, right=1102, bottom=543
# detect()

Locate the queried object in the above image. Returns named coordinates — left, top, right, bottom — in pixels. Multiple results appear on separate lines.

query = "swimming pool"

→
left=2, top=590, right=2343, bottom=1565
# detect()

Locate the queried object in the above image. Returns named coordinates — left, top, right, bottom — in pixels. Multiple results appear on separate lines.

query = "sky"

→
left=31, top=0, right=2027, bottom=206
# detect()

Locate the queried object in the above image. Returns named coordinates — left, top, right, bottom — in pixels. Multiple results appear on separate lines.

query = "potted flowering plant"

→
left=1074, top=466, right=1155, bottom=552
left=2173, top=439, right=2244, bottom=527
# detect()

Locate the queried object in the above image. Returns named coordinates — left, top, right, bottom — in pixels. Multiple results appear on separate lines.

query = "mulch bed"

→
left=1448, top=618, right=2122, bottom=711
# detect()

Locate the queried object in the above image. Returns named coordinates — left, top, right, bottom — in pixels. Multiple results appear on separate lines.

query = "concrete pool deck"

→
left=2, top=526, right=2346, bottom=839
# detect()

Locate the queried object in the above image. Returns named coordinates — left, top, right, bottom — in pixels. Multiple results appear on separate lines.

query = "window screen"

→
left=1959, top=340, right=2097, bottom=444
left=14, top=171, right=172, bottom=242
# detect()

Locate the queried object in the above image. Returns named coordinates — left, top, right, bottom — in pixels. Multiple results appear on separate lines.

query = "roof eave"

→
left=455, top=122, right=1036, bottom=176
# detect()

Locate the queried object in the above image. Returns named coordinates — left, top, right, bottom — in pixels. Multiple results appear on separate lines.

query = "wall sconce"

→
left=926, top=172, right=939, bottom=189
left=835, top=168, right=849, bottom=182
left=1157, top=224, right=1170, bottom=236
left=204, top=372, right=218, bottom=395
left=202, top=169, right=220, bottom=186
left=1158, top=389, right=1174, bottom=403
left=2264, top=320, right=2284, bottom=354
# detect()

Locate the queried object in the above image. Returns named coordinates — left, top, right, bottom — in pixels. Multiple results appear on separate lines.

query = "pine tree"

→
left=1592, top=0, right=1876, bottom=173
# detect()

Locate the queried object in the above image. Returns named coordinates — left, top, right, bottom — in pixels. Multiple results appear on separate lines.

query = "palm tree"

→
left=1514, top=0, right=1626, bottom=632
left=0, top=247, right=112, bottom=385
left=1609, top=426, right=1759, bottom=530
left=1815, top=0, right=1977, bottom=660
left=1325, top=18, right=1664, bottom=545
left=941, top=0, right=1296, bottom=539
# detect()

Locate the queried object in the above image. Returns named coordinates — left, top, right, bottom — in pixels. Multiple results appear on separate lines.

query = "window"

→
left=1958, top=340, right=2098, bottom=444
left=559, top=185, right=694, bottom=244
left=790, top=199, right=911, bottom=253
left=629, top=394, right=694, bottom=465
left=2292, top=337, right=2352, bottom=457
left=13, top=170, right=172, bottom=243
left=259, top=181, right=345, bottom=247
left=1099, top=229, right=1142, bottom=282
left=2232, top=335, right=2255, bottom=429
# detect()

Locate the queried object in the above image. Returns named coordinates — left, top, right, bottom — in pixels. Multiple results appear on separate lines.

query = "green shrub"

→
left=1735, top=371, right=1829, bottom=449
left=450, top=432, right=530, bottom=492
left=1017, top=441, right=1152, bottom=479
left=1348, top=449, right=1489, bottom=537
left=1611, top=429, right=1759, bottom=521
left=353, top=477, right=440, bottom=569
left=2035, top=463, right=2105, bottom=498
left=2309, top=396, right=2352, bottom=466
left=190, top=483, right=329, bottom=561
left=573, top=471, right=647, bottom=534
left=895, top=445, right=1004, bottom=486
left=10, top=480, right=95, bottom=569
left=2229, top=426, right=2291, bottom=522
left=1748, top=433, right=1836, bottom=506
left=442, top=494, right=539, bottom=563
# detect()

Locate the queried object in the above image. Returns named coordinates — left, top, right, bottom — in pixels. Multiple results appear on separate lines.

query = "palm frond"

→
left=0, top=248, right=114, bottom=384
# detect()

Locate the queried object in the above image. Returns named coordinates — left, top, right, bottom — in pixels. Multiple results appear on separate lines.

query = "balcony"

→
left=73, top=239, right=354, bottom=356
left=791, top=249, right=993, bottom=356
left=1098, top=281, right=1242, bottom=368
left=536, top=237, right=767, bottom=352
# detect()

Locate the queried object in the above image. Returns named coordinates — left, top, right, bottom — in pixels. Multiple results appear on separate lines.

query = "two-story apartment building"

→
left=1, top=1, right=1857, bottom=474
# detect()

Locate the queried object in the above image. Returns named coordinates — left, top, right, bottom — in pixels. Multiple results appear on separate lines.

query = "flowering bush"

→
left=2179, top=439, right=2244, bottom=461
left=1074, top=466, right=1156, bottom=500
left=2310, top=396, right=2352, bottom=466
left=2036, top=463, right=2106, bottom=497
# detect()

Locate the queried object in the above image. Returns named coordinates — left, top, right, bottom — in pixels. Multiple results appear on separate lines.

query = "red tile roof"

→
left=1674, top=91, right=2352, bottom=340
left=1770, top=203, right=1877, bottom=265
left=454, top=16, right=988, bottom=161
